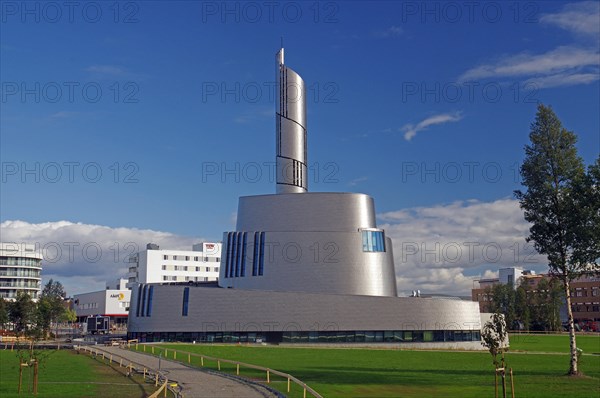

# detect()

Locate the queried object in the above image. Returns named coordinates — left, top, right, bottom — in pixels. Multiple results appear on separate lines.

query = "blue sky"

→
left=1, top=1, right=599, bottom=295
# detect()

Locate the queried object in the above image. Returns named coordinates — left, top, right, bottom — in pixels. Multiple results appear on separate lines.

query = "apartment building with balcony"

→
left=0, top=243, right=43, bottom=301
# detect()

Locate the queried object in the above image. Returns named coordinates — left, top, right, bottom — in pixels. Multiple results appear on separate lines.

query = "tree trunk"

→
left=564, top=279, right=579, bottom=375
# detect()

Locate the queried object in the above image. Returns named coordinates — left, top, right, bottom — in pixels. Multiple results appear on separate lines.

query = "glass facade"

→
left=146, top=286, right=154, bottom=316
left=0, top=257, right=42, bottom=267
left=362, top=230, right=385, bottom=252
left=128, top=329, right=481, bottom=344
left=182, top=287, right=189, bottom=316
left=224, top=231, right=265, bottom=278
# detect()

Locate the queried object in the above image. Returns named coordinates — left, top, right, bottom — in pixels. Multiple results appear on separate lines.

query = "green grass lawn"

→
left=0, top=348, right=156, bottom=398
left=130, top=334, right=600, bottom=398
left=509, top=333, right=600, bottom=354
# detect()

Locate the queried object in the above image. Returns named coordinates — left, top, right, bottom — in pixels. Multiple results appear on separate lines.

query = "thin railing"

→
left=76, top=344, right=177, bottom=397
left=125, top=342, right=322, bottom=398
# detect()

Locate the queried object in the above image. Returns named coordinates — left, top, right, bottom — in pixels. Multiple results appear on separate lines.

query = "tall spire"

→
left=275, top=48, right=308, bottom=194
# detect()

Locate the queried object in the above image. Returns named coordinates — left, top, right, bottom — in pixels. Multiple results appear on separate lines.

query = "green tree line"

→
left=0, top=279, right=76, bottom=339
left=483, top=277, right=564, bottom=332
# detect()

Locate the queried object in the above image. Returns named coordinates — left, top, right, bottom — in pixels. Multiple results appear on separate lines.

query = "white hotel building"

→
left=126, top=243, right=222, bottom=288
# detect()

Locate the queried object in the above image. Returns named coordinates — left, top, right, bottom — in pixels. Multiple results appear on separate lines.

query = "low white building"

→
left=74, top=289, right=131, bottom=325
left=126, top=242, right=221, bottom=288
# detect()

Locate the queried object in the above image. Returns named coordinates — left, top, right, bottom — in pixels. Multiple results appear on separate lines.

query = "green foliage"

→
left=570, top=157, right=600, bottom=267
left=486, top=279, right=563, bottom=332
left=61, top=308, right=77, bottom=323
left=481, top=312, right=508, bottom=367
left=0, top=298, right=8, bottom=328
left=37, top=280, right=67, bottom=338
left=514, top=103, right=597, bottom=280
left=5, top=280, right=68, bottom=338
left=7, top=292, right=35, bottom=336
left=487, top=284, right=516, bottom=326
left=514, top=104, right=599, bottom=375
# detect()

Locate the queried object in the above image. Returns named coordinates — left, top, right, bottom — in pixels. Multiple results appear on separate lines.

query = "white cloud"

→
left=348, top=176, right=368, bottom=186
left=379, top=198, right=548, bottom=296
left=49, top=111, right=79, bottom=119
left=459, top=2, right=600, bottom=89
left=2, top=198, right=550, bottom=298
left=540, top=1, right=600, bottom=37
left=458, top=46, right=599, bottom=82
left=373, top=26, right=403, bottom=38
left=0, top=220, right=206, bottom=295
left=85, top=65, right=128, bottom=76
left=401, top=111, right=463, bottom=141
left=524, top=71, right=599, bottom=89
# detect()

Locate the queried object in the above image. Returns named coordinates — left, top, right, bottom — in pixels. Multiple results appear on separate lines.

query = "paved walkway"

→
left=93, top=345, right=279, bottom=398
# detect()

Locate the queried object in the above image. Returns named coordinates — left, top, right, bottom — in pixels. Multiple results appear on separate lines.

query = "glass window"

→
left=423, top=331, right=434, bottom=342
left=182, top=287, right=189, bottom=316
left=259, top=232, right=265, bottom=276
left=241, top=232, right=247, bottom=277
left=253, top=232, right=259, bottom=276
left=140, top=285, right=147, bottom=317
left=146, top=286, right=154, bottom=317
left=362, top=230, right=386, bottom=252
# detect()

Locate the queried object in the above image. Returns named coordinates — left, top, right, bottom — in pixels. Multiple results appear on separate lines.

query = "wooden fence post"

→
left=267, top=370, right=270, bottom=383
left=510, top=368, right=515, bottom=398
left=218, top=360, right=221, bottom=371
left=33, top=360, right=38, bottom=395
left=201, top=356, right=204, bottom=366
left=494, top=368, right=498, bottom=398
left=287, top=378, right=291, bottom=392
left=236, top=363, right=240, bottom=375
left=188, top=353, right=191, bottom=364
left=164, top=379, right=168, bottom=397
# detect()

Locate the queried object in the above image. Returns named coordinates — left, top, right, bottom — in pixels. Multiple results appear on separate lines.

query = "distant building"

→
left=73, top=289, right=131, bottom=326
left=471, top=267, right=532, bottom=312
left=106, top=278, right=128, bottom=290
left=568, top=273, right=600, bottom=328
left=126, top=243, right=221, bottom=288
left=472, top=269, right=600, bottom=329
left=0, top=243, right=43, bottom=301
left=71, top=243, right=221, bottom=326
